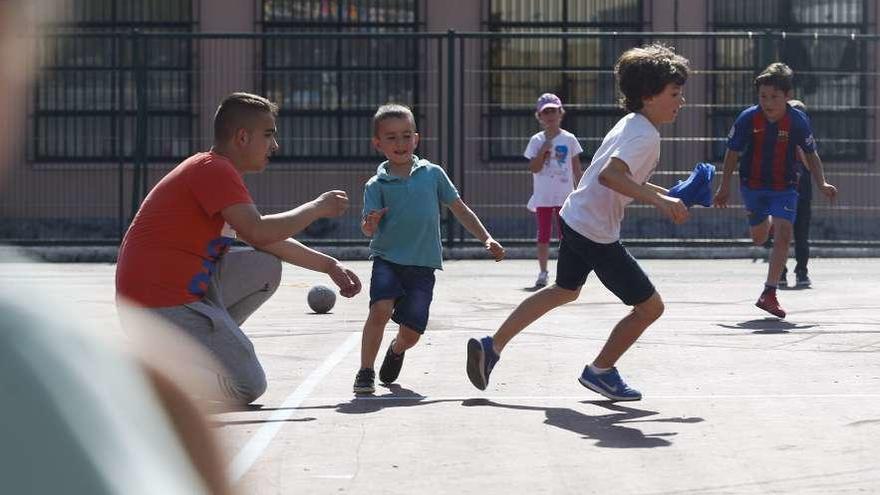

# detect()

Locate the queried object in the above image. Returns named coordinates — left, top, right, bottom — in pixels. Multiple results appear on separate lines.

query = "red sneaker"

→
left=756, top=290, right=786, bottom=318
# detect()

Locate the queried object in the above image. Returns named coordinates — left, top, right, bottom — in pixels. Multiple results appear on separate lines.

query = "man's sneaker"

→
left=535, top=271, right=549, bottom=287
left=466, top=336, right=499, bottom=391
left=353, top=368, right=375, bottom=394
left=756, top=290, right=786, bottom=318
left=379, top=340, right=405, bottom=384
left=578, top=366, right=642, bottom=401
left=795, top=273, right=812, bottom=288
left=779, top=269, right=788, bottom=288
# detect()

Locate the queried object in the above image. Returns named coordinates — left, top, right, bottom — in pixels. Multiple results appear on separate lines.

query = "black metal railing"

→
left=2, top=30, right=878, bottom=246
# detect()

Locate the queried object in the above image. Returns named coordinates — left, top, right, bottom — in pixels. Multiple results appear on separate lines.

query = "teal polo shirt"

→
left=362, top=156, right=459, bottom=269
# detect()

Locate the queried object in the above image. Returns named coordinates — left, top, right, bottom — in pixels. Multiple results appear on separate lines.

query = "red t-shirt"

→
left=116, top=152, right=253, bottom=307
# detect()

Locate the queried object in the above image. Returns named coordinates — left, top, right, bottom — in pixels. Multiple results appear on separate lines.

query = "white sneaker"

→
left=535, top=271, right=549, bottom=287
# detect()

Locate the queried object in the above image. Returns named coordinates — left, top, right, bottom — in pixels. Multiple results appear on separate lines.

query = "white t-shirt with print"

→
left=560, top=113, right=660, bottom=244
left=523, top=129, right=583, bottom=211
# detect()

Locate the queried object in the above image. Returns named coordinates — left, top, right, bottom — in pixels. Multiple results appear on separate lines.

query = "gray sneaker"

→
left=795, top=273, right=812, bottom=288
left=353, top=368, right=375, bottom=394
left=535, top=271, right=549, bottom=287
left=779, top=269, right=788, bottom=288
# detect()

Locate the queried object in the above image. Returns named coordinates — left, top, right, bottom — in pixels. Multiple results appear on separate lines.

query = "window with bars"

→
left=709, top=0, right=870, bottom=161
left=32, top=0, right=197, bottom=163
left=261, top=0, right=423, bottom=160
left=484, top=0, right=645, bottom=160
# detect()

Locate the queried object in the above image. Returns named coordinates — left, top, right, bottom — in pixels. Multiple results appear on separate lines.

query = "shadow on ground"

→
left=461, top=398, right=703, bottom=448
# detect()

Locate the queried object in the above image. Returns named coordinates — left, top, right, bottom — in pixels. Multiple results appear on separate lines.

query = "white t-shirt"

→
left=560, top=113, right=660, bottom=243
left=523, top=129, right=583, bottom=211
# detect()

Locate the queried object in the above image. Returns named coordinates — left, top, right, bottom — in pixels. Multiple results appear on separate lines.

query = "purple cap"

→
left=536, top=93, right=563, bottom=113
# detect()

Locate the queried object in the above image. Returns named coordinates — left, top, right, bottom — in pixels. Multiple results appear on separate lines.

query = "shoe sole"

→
left=755, top=301, right=786, bottom=318
left=577, top=376, right=641, bottom=401
left=353, top=386, right=375, bottom=394
left=466, top=338, right=487, bottom=391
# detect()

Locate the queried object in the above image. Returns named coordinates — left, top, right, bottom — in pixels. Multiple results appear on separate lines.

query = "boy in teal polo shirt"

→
left=353, top=103, right=505, bottom=393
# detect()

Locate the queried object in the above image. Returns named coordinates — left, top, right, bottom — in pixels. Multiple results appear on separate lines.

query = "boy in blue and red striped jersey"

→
left=714, top=63, right=837, bottom=318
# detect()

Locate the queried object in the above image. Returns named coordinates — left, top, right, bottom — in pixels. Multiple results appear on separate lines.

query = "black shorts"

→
left=555, top=220, right=655, bottom=306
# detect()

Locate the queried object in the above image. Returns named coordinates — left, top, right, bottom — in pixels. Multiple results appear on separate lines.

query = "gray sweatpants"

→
left=150, top=248, right=282, bottom=404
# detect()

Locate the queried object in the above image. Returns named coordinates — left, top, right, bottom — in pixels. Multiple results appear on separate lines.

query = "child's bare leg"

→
left=592, top=291, right=664, bottom=368
left=494, top=284, right=580, bottom=352
left=749, top=217, right=772, bottom=246
left=766, top=219, right=793, bottom=286
left=391, top=325, right=420, bottom=353
left=537, top=242, right=550, bottom=273
left=360, top=299, right=394, bottom=369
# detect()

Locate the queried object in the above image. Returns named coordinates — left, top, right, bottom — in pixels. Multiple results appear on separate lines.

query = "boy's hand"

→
left=713, top=184, right=730, bottom=208
left=362, top=207, right=388, bottom=236
left=327, top=262, right=361, bottom=298
left=819, top=182, right=838, bottom=202
left=485, top=237, right=505, bottom=261
left=313, top=190, right=349, bottom=218
left=656, top=195, right=689, bottom=224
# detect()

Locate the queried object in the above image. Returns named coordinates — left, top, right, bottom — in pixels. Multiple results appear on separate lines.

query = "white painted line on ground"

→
left=228, top=331, right=360, bottom=483
left=303, top=393, right=880, bottom=402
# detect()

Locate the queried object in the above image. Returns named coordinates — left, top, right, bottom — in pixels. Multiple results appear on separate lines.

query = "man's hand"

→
left=327, top=262, right=361, bottom=298
left=713, top=184, right=731, bottom=208
left=362, top=207, right=388, bottom=237
left=485, top=237, right=505, bottom=262
left=656, top=195, right=689, bottom=224
left=313, top=190, right=349, bottom=218
left=819, top=182, right=838, bottom=202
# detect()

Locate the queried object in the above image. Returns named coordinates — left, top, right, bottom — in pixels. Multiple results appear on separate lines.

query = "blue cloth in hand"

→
left=667, top=162, right=716, bottom=208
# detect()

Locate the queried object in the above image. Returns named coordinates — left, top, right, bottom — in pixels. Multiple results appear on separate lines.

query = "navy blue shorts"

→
left=369, top=257, right=436, bottom=334
left=555, top=220, right=655, bottom=306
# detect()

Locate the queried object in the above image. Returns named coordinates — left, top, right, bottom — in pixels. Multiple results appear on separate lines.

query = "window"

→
left=484, top=0, right=644, bottom=160
left=710, top=0, right=870, bottom=161
left=32, top=0, right=197, bottom=162
left=261, top=0, right=423, bottom=160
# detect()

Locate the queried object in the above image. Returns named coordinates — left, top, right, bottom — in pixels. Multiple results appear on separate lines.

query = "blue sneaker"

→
left=578, top=366, right=642, bottom=401
left=466, top=336, right=499, bottom=391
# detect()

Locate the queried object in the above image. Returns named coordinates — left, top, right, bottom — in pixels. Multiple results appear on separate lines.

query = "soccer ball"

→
left=307, top=285, right=336, bottom=314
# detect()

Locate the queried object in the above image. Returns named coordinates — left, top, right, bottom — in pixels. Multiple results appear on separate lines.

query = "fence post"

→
left=446, top=29, right=457, bottom=247
left=116, top=32, right=125, bottom=241
left=130, top=29, right=149, bottom=218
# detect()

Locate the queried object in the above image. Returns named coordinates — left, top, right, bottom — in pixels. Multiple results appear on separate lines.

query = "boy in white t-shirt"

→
left=467, top=44, right=691, bottom=401
left=524, top=93, right=584, bottom=287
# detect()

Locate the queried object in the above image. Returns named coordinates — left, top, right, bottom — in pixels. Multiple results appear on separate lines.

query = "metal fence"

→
left=1, top=30, right=878, bottom=246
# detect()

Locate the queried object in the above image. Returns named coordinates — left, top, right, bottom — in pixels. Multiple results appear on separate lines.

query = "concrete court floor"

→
left=4, top=257, right=880, bottom=494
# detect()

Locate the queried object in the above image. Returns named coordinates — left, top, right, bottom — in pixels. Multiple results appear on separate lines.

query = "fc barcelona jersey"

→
left=726, top=104, right=816, bottom=191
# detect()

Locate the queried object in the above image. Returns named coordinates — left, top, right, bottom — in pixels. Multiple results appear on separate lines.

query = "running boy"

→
left=524, top=93, right=584, bottom=288
left=354, top=104, right=505, bottom=393
left=466, top=43, right=690, bottom=401
left=714, top=64, right=837, bottom=317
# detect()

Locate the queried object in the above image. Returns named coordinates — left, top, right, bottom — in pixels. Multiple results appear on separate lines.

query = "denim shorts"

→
left=740, top=185, right=799, bottom=226
left=556, top=220, right=655, bottom=306
left=369, top=257, right=436, bottom=334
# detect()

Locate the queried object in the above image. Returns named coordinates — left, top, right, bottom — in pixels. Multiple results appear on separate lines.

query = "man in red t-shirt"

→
left=117, top=92, right=361, bottom=404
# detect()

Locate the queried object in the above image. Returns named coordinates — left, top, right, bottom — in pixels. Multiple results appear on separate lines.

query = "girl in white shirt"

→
left=523, top=93, right=583, bottom=287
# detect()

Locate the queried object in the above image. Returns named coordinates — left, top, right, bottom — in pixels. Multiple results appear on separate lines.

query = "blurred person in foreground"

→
left=0, top=2, right=234, bottom=493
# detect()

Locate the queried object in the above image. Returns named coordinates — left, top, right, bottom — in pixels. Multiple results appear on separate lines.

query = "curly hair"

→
left=615, top=43, right=689, bottom=113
